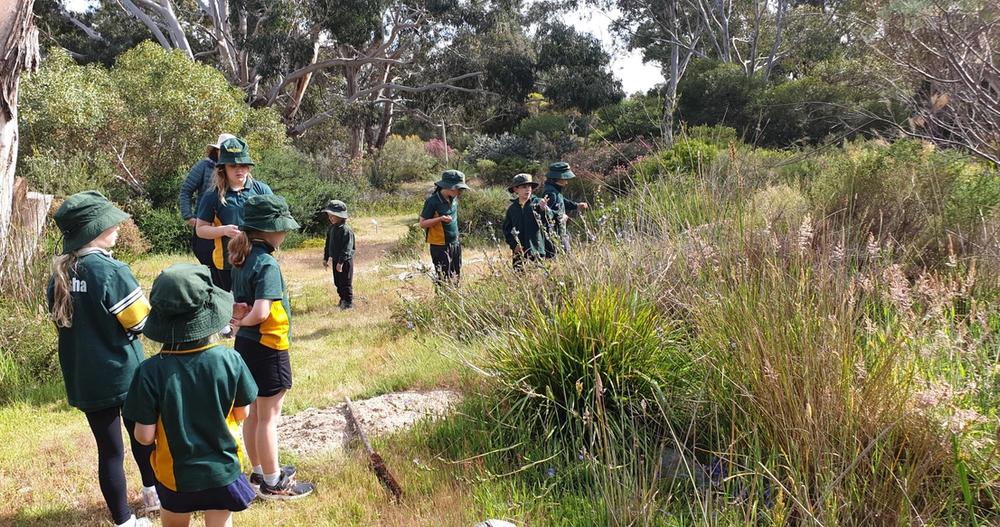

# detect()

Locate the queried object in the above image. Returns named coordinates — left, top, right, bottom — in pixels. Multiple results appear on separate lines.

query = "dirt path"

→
left=275, top=213, right=467, bottom=456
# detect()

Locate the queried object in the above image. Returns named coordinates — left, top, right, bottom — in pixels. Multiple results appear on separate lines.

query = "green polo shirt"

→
left=123, top=342, right=257, bottom=492
left=47, top=248, right=151, bottom=412
left=231, top=240, right=291, bottom=350
left=195, top=179, right=273, bottom=270
left=420, top=190, right=459, bottom=245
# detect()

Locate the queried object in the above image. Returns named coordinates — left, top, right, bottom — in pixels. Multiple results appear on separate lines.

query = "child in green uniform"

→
left=123, top=264, right=258, bottom=527
left=321, top=200, right=356, bottom=309
left=195, top=137, right=273, bottom=292
left=228, top=194, right=315, bottom=500
left=48, top=191, right=158, bottom=527
left=542, top=162, right=589, bottom=257
left=419, top=170, right=470, bottom=285
left=502, top=173, right=550, bottom=269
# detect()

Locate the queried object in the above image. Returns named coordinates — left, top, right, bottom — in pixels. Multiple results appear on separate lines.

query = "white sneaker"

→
left=140, top=486, right=160, bottom=514
left=219, top=324, right=233, bottom=339
left=116, top=515, right=152, bottom=527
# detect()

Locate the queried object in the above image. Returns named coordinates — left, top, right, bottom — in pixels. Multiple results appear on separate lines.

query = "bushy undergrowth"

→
left=402, top=138, right=1000, bottom=525
left=458, top=186, right=510, bottom=241
left=364, top=135, right=437, bottom=191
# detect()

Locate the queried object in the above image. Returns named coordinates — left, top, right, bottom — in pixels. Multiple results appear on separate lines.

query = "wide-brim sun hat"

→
left=321, top=199, right=349, bottom=219
left=435, top=169, right=471, bottom=190
left=144, top=263, right=234, bottom=343
left=217, top=137, right=256, bottom=166
left=53, top=190, right=130, bottom=254
left=545, top=161, right=576, bottom=180
left=507, top=173, right=539, bottom=193
left=209, top=133, right=237, bottom=150
left=241, top=194, right=300, bottom=232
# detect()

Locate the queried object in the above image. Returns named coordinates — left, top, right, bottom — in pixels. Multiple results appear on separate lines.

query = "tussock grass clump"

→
left=488, top=287, right=694, bottom=447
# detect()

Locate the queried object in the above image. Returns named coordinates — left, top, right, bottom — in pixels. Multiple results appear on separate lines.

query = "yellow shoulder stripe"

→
left=116, top=296, right=151, bottom=333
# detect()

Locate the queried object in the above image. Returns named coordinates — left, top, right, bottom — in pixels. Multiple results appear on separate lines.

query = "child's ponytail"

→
left=50, top=253, right=78, bottom=328
left=228, top=231, right=252, bottom=267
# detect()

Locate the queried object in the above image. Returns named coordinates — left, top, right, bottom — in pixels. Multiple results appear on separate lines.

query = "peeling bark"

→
left=0, top=0, right=39, bottom=278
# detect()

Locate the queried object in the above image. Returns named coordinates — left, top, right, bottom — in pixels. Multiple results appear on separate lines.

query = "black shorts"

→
left=156, top=475, right=255, bottom=513
left=235, top=336, right=292, bottom=397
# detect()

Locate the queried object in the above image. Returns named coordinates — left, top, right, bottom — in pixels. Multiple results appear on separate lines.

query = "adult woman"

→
left=195, top=136, right=272, bottom=291
left=180, top=133, right=235, bottom=269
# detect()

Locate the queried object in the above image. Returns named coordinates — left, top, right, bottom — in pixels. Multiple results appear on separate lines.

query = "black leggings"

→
left=84, top=406, right=156, bottom=525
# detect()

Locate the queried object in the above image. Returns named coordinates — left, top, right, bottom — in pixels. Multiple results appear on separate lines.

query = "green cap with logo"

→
left=507, top=173, right=539, bottom=193
left=321, top=199, right=349, bottom=219
left=217, top=137, right=256, bottom=166
left=240, top=194, right=300, bottom=232
left=545, top=161, right=576, bottom=180
left=435, top=169, right=471, bottom=190
left=53, top=191, right=130, bottom=254
left=144, top=263, right=234, bottom=343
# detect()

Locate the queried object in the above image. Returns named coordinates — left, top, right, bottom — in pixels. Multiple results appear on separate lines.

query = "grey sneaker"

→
left=258, top=473, right=314, bottom=500
left=249, top=465, right=296, bottom=487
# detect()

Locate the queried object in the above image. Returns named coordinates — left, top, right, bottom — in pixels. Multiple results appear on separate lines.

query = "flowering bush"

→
left=425, top=138, right=458, bottom=166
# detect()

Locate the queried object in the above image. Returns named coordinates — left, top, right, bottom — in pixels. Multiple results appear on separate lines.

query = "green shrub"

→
left=19, top=150, right=119, bottom=197
left=365, top=135, right=436, bottom=191
left=111, top=42, right=286, bottom=188
left=632, top=139, right=720, bottom=180
left=591, top=94, right=663, bottom=142
left=19, top=43, right=286, bottom=212
left=514, top=112, right=571, bottom=138
left=458, top=186, right=509, bottom=240
left=254, top=146, right=362, bottom=235
left=135, top=203, right=190, bottom=254
left=474, top=157, right=541, bottom=187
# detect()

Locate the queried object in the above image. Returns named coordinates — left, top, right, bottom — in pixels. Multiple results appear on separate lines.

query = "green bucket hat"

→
left=435, top=169, right=471, bottom=190
left=53, top=191, right=130, bottom=254
left=144, top=264, right=234, bottom=343
left=321, top=199, right=349, bottom=219
left=546, top=161, right=576, bottom=180
left=240, top=194, right=300, bottom=232
left=507, top=173, right=539, bottom=193
left=217, top=137, right=256, bottom=166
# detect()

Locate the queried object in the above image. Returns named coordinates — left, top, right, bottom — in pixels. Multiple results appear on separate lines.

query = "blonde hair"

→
left=228, top=231, right=254, bottom=267
left=213, top=165, right=253, bottom=205
left=50, top=253, right=79, bottom=328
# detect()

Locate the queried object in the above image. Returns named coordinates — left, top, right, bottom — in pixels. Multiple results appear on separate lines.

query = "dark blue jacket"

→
left=179, top=158, right=216, bottom=220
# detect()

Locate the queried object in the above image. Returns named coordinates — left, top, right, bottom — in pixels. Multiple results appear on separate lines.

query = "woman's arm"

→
left=134, top=423, right=156, bottom=445
left=195, top=219, right=241, bottom=240
left=237, top=298, right=273, bottom=327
